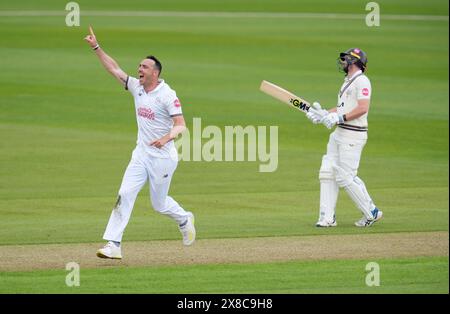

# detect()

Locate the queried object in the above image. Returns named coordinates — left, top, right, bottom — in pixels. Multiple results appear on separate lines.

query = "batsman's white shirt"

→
left=335, top=70, right=371, bottom=140
left=126, top=77, right=182, bottom=160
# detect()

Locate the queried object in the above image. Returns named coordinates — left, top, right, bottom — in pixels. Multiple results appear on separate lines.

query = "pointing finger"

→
left=89, top=25, right=95, bottom=37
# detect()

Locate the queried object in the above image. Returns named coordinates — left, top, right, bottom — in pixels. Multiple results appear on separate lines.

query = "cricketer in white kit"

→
left=307, top=48, right=383, bottom=228
left=84, top=26, right=195, bottom=260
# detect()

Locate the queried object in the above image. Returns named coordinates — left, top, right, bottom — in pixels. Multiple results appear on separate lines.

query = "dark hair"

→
left=353, top=59, right=364, bottom=72
left=146, top=55, right=162, bottom=76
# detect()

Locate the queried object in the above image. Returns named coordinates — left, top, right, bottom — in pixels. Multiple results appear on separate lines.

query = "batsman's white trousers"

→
left=319, top=131, right=376, bottom=221
left=103, top=146, right=190, bottom=242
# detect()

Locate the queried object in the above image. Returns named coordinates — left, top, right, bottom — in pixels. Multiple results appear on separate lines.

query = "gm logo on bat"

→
left=290, top=98, right=310, bottom=112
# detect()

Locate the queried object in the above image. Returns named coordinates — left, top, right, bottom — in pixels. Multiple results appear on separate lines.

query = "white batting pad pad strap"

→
left=319, top=179, right=339, bottom=222
left=319, top=155, right=335, bottom=180
left=318, top=155, right=339, bottom=222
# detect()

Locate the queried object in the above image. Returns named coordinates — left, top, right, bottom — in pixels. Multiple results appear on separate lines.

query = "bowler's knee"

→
left=118, top=188, right=134, bottom=200
left=151, top=198, right=168, bottom=213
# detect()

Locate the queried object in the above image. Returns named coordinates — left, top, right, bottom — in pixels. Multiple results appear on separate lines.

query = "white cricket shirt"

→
left=126, top=77, right=182, bottom=159
left=335, top=70, right=371, bottom=140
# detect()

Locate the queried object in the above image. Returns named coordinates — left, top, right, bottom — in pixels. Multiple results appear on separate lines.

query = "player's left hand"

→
left=307, top=102, right=328, bottom=124
left=321, top=112, right=343, bottom=129
left=150, top=134, right=172, bottom=149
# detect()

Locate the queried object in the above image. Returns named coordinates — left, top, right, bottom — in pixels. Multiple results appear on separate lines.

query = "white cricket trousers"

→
left=103, top=146, right=190, bottom=242
left=319, top=131, right=376, bottom=221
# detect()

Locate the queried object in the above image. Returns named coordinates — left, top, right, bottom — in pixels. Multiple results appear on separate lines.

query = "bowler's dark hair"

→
left=146, top=55, right=162, bottom=76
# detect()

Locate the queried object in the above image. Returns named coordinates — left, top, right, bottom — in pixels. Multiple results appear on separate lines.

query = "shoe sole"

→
left=183, top=214, right=196, bottom=246
left=355, top=212, right=383, bottom=227
left=368, top=214, right=383, bottom=226
left=96, top=251, right=122, bottom=260
left=315, top=224, right=337, bottom=228
left=315, top=221, right=337, bottom=228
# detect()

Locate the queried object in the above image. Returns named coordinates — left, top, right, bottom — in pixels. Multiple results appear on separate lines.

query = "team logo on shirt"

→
left=174, top=98, right=181, bottom=107
left=137, top=107, right=155, bottom=120
left=362, top=88, right=370, bottom=96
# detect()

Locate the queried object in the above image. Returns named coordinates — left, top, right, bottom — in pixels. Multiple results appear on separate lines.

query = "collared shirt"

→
left=335, top=70, right=371, bottom=140
left=126, top=77, right=182, bottom=159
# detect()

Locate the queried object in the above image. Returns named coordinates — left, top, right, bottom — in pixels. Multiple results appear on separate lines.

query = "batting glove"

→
left=306, top=102, right=328, bottom=124
left=321, top=112, right=344, bottom=129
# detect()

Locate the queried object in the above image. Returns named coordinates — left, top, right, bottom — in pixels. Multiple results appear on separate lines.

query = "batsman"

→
left=307, top=48, right=383, bottom=227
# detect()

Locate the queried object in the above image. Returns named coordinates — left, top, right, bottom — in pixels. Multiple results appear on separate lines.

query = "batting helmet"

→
left=337, top=48, right=368, bottom=73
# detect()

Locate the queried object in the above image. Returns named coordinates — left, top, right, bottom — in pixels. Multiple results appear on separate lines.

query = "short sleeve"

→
left=165, top=91, right=183, bottom=117
left=125, top=76, right=140, bottom=96
left=355, top=75, right=372, bottom=100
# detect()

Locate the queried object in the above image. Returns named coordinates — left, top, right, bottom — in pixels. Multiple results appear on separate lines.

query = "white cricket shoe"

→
left=355, top=208, right=383, bottom=227
left=179, top=212, right=196, bottom=246
left=315, top=218, right=337, bottom=227
left=96, top=241, right=122, bottom=259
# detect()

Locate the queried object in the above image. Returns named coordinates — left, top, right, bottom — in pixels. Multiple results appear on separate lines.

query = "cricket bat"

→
left=259, top=80, right=311, bottom=113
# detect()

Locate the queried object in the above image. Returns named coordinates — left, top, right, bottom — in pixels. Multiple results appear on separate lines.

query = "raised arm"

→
left=84, top=26, right=128, bottom=86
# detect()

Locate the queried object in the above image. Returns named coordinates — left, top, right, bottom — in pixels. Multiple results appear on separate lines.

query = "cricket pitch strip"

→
left=0, top=231, right=447, bottom=272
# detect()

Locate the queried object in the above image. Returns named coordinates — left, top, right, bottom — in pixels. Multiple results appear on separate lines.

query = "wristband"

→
left=92, top=44, right=100, bottom=50
left=343, top=114, right=347, bottom=122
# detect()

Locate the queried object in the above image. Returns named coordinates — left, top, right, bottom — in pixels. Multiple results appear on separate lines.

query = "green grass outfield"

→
left=0, top=0, right=448, bottom=293
left=0, top=256, right=448, bottom=294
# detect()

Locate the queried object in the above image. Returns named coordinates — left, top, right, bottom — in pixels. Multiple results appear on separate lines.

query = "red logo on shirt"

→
left=174, top=98, right=181, bottom=107
left=362, top=88, right=369, bottom=96
left=137, top=107, right=155, bottom=120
